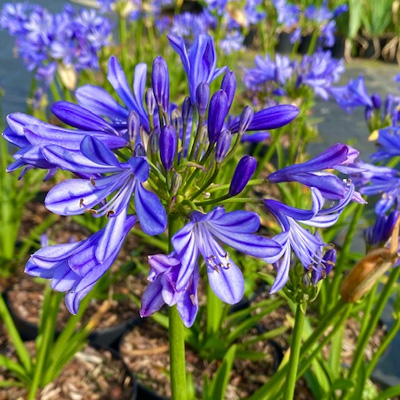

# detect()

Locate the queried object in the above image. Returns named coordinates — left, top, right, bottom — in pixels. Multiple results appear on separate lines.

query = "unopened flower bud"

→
left=371, top=93, right=381, bottom=109
left=208, top=90, right=229, bottom=145
left=152, top=56, right=169, bottom=111
left=238, top=106, right=254, bottom=135
left=215, top=129, right=232, bottom=163
left=134, top=143, right=146, bottom=157
left=340, top=248, right=397, bottom=302
left=171, top=172, right=182, bottom=195
left=365, top=106, right=373, bottom=122
left=160, top=125, right=177, bottom=170
left=229, top=155, right=257, bottom=196
left=148, top=127, right=160, bottom=154
left=384, top=94, right=394, bottom=116
left=196, top=82, right=209, bottom=118
left=182, top=97, right=192, bottom=126
left=221, top=70, right=236, bottom=111
left=145, top=88, right=156, bottom=116
left=171, top=108, right=182, bottom=134
left=128, top=110, right=140, bottom=143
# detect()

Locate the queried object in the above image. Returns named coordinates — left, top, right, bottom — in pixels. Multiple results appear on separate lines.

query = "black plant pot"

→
left=330, top=35, right=346, bottom=59
left=136, top=383, right=169, bottom=400
left=276, top=32, right=294, bottom=54
left=3, top=290, right=141, bottom=349
left=298, top=35, right=313, bottom=55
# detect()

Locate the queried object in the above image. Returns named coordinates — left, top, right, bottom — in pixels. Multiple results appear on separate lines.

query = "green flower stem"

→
left=249, top=300, right=349, bottom=400
left=0, top=293, right=32, bottom=374
left=207, top=179, right=265, bottom=194
left=190, top=165, right=219, bottom=201
left=366, top=310, right=400, bottom=378
left=28, top=288, right=60, bottom=400
left=195, top=196, right=263, bottom=207
left=206, top=285, right=223, bottom=337
left=283, top=302, right=307, bottom=400
left=188, top=115, right=204, bottom=161
left=168, top=214, right=187, bottom=400
left=118, top=16, right=128, bottom=70
left=343, top=266, right=400, bottom=400
left=307, top=29, right=320, bottom=56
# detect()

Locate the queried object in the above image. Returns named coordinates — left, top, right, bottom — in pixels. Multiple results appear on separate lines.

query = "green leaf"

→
left=206, top=345, right=237, bottom=400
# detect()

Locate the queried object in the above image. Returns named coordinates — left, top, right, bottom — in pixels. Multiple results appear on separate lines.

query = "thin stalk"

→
left=189, top=164, right=219, bottom=201
left=206, top=285, right=223, bottom=337
left=307, top=29, right=320, bottom=55
left=283, top=302, right=307, bottom=400
left=366, top=313, right=400, bottom=378
left=118, top=16, right=128, bottom=70
left=188, top=115, right=203, bottom=161
left=27, top=290, right=60, bottom=400
left=168, top=214, right=187, bottom=400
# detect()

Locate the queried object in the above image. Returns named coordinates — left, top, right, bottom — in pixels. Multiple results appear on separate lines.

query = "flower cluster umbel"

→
left=3, top=33, right=360, bottom=326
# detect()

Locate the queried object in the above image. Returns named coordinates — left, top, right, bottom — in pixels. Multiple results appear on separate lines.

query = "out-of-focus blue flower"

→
left=333, top=4, right=348, bottom=18
left=351, top=161, right=399, bottom=214
left=171, top=206, right=282, bottom=303
left=25, top=212, right=137, bottom=314
left=364, top=210, right=400, bottom=250
left=244, top=0, right=266, bottom=25
left=269, top=143, right=365, bottom=202
left=371, top=127, right=400, bottom=161
left=304, top=1, right=333, bottom=23
left=264, top=186, right=354, bottom=292
left=140, top=253, right=199, bottom=327
left=170, top=11, right=213, bottom=39
left=297, top=50, right=344, bottom=100
left=330, top=75, right=373, bottom=112
left=220, top=30, right=244, bottom=54
left=0, top=3, right=112, bottom=84
left=272, top=0, right=300, bottom=28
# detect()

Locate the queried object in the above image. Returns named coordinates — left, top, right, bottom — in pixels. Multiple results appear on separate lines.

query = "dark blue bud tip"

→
left=196, top=82, right=209, bottom=118
left=215, top=129, right=232, bottom=163
left=229, top=155, right=257, bottom=197
left=160, top=125, right=177, bottom=171
left=238, top=106, right=254, bottom=135
left=152, top=56, right=169, bottom=111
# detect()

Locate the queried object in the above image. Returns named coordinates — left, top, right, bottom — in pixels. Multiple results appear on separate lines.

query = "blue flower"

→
left=371, top=127, right=400, bottom=161
left=220, top=30, right=244, bottom=55
left=3, top=111, right=127, bottom=179
left=25, top=211, right=137, bottom=314
left=171, top=206, right=282, bottom=304
left=264, top=186, right=354, bottom=292
left=330, top=75, right=373, bottom=112
left=75, top=56, right=150, bottom=132
left=168, top=33, right=227, bottom=104
left=140, top=253, right=199, bottom=327
left=269, top=143, right=365, bottom=202
left=43, top=136, right=167, bottom=235
left=272, top=0, right=300, bottom=28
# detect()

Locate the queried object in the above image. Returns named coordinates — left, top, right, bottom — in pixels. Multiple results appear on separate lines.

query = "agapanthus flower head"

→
left=371, top=127, right=400, bottom=161
left=272, top=0, right=300, bottom=28
left=0, top=3, right=112, bottom=84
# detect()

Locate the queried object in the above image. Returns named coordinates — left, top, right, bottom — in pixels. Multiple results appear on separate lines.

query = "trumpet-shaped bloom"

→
left=25, top=212, right=136, bottom=314
left=43, top=136, right=167, bottom=236
left=140, top=253, right=199, bottom=327
left=371, top=127, right=400, bottom=161
left=168, top=33, right=226, bottom=104
left=171, top=206, right=282, bottom=304
left=75, top=56, right=150, bottom=133
left=264, top=185, right=355, bottom=292
left=3, top=112, right=126, bottom=179
left=268, top=143, right=365, bottom=203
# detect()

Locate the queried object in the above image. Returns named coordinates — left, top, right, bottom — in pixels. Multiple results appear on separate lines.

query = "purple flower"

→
left=220, top=31, right=244, bottom=54
left=168, top=33, right=226, bottom=104
left=272, top=0, right=300, bottom=28
left=298, top=50, right=344, bottom=100
left=229, top=156, right=257, bottom=196
left=25, top=212, right=137, bottom=314
left=311, top=248, right=335, bottom=285
left=140, top=253, right=199, bottom=327
left=371, top=127, right=400, bottom=161
left=76, top=56, right=149, bottom=133
left=171, top=206, right=282, bottom=303
left=3, top=111, right=126, bottom=179
left=264, top=186, right=354, bottom=292
left=330, top=76, right=373, bottom=112
left=268, top=143, right=365, bottom=203
left=43, top=136, right=167, bottom=235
